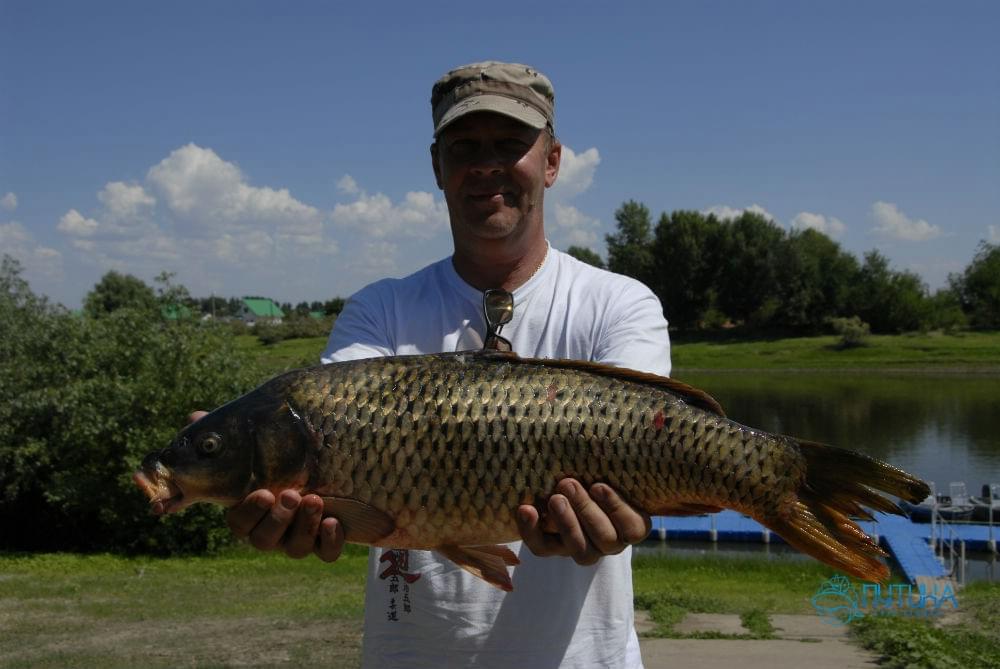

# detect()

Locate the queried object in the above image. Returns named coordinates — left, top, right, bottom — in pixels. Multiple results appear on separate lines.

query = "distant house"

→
left=161, top=304, right=193, bottom=321
left=240, top=297, right=285, bottom=325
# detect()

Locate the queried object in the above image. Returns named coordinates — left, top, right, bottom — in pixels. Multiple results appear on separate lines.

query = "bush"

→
left=828, top=315, right=871, bottom=349
left=0, top=256, right=263, bottom=554
left=255, top=315, right=334, bottom=345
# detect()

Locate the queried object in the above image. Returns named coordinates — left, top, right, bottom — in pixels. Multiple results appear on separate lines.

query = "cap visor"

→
left=435, top=94, right=548, bottom=135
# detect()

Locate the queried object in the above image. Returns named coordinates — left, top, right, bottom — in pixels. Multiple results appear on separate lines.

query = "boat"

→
left=899, top=482, right=975, bottom=523
left=970, top=483, right=1000, bottom=523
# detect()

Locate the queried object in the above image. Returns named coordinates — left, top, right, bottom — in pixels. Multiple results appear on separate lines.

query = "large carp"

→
left=134, top=351, right=929, bottom=590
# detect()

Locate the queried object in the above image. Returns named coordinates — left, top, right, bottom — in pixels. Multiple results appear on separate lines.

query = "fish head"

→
left=134, top=385, right=311, bottom=515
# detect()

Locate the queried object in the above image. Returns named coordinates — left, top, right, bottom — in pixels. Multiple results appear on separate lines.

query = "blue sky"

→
left=2, top=1, right=998, bottom=309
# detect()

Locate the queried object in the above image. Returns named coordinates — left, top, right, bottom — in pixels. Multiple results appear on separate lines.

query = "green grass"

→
left=4, top=549, right=999, bottom=667
left=235, top=334, right=327, bottom=376
left=850, top=582, right=1000, bottom=669
left=0, top=545, right=369, bottom=668
left=631, top=552, right=834, bottom=637
left=672, top=331, right=1000, bottom=371
left=234, top=331, right=1000, bottom=377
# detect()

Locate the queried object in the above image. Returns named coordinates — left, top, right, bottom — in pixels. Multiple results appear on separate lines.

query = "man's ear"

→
left=430, top=142, right=444, bottom=190
left=544, top=137, right=562, bottom=188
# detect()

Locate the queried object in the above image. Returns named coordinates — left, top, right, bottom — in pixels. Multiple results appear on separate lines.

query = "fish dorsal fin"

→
left=470, top=350, right=726, bottom=418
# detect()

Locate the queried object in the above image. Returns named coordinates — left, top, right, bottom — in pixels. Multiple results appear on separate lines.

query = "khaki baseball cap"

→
left=431, top=61, right=555, bottom=136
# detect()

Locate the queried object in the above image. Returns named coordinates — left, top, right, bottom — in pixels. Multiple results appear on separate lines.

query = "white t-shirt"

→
left=322, top=244, right=671, bottom=669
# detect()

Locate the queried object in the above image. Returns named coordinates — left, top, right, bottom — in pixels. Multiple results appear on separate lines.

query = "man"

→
left=224, top=61, right=671, bottom=667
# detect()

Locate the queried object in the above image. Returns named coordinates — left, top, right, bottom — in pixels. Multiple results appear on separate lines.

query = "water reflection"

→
left=678, top=372, right=1000, bottom=492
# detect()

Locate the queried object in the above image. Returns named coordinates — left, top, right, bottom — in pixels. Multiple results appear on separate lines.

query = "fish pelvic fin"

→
left=764, top=439, right=931, bottom=583
left=436, top=544, right=520, bottom=592
left=321, top=497, right=395, bottom=544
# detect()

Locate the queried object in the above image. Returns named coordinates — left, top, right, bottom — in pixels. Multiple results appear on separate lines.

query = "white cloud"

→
left=702, top=203, right=776, bottom=222
left=1, top=192, right=17, bottom=211
left=337, top=174, right=359, bottom=195
left=98, top=181, right=156, bottom=223
left=549, top=146, right=600, bottom=200
left=870, top=201, right=941, bottom=242
left=0, top=221, right=63, bottom=277
left=331, top=185, right=448, bottom=239
left=57, top=209, right=100, bottom=236
left=146, top=143, right=322, bottom=237
left=0, top=221, right=31, bottom=246
left=553, top=203, right=600, bottom=246
left=790, top=211, right=846, bottom=237
left=988, top=225, right=999, bottom=243
left=59, top=143, right=336, bottom=267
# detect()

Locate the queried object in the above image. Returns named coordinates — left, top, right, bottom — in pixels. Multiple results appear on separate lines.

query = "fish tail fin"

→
left=764, top=439, right=930, bottom=583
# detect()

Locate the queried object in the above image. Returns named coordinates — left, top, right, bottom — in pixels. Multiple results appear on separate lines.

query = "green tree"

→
left=83, top=270, right=157, bottom=317
left=651, top=210, right=722, bottom=329
left=950, top=241, right=1000, bottom=329
left=773, top=229, right=859, bottom=330
left=566, top=245, right=606, bottom=269
left=715, top=212, right=786, bottom=326
left=606, top=200, right=655, bottom=287
left=0, top=257, right=262, bottom=553
left=323, top=298, right=346, bottom=315
left=851, top=250, right=929, bottom=333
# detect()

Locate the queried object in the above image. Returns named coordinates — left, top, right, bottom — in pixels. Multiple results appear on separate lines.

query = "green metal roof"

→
left=242, top=298, right=285, bottom=318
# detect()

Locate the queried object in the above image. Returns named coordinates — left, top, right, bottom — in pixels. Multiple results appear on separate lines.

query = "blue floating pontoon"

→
left=649, top=510, right=997, bottom=583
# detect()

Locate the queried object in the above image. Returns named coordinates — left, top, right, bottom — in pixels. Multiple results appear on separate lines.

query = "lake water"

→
left=678, top=370, right=1000, bottom=493
left=636, top=370, right=1000, bottom=581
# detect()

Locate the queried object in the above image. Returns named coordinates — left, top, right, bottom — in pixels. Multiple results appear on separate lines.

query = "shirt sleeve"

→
left=320, top=289, right=395, bottom=363
left=594, top=280, right=672, bottom=377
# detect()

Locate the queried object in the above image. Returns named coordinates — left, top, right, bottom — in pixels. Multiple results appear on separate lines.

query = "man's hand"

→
left=516, top=479, right=651, bottom=566
left=225, top=489, right=345, bottom=562
left=187, top=411, right=345, bottom=562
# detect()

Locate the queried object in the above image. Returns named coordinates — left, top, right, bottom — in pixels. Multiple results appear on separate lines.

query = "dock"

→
left=649, top=510, right=997, bottom=583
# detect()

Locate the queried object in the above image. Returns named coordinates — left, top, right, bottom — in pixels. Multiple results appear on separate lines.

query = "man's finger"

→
left=316, top=517, right=345, bottom=562
left=283, top=494, right=324, bottom=559
left=226, top=490, right=275, bottom=538
left=247, top=490, right=301, bottom=551
left=187, top=410, right=208, bottom=424
left=548, top=492, right=601, bottom=565
left=555, top=478, right=622, bottom=556
left=516, top=505, right=565, bottom=557
left=591, top=483, right=652, bottom=546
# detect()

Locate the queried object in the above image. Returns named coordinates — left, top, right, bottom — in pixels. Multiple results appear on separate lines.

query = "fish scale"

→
left=135, top=350, right=931, bottom=590
left=278, top=353, right=795, bottom=544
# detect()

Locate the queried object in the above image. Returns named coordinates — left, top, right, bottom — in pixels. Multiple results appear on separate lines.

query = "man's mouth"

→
left=468, top=190, right=515, bottom=204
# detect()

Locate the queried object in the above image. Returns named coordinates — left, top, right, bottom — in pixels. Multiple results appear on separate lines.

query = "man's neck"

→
left=451, top=238, right=549, bottom=292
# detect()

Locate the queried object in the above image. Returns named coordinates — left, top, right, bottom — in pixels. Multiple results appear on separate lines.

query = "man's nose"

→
left=468, top=144, right=505, bottom=175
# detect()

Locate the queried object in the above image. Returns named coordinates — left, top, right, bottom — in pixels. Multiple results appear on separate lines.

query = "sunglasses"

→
left=482, top=288, right=514, bottom=352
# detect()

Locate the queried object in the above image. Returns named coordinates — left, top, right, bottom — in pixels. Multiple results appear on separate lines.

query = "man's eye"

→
left=497, top=139, right=530, bottom=154
left=448, top=139, right=478, bottom=157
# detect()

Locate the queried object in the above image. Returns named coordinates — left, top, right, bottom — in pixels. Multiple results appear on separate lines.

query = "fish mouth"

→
left=133, top=463, right=187, bottom=515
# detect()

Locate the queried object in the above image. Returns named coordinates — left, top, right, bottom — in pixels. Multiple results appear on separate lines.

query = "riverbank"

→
left=238, top=331, right=1000, bottom=376
left=2, top=548, right=997, bottom=667
left=672, top=330, right=1000, bottom=372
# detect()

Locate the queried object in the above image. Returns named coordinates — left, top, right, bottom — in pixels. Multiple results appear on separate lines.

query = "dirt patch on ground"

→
left=0, top=611, right=363, bottom=668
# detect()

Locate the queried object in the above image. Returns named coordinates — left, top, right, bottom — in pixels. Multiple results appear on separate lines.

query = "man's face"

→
left=432, top=112, right=561, bottom=243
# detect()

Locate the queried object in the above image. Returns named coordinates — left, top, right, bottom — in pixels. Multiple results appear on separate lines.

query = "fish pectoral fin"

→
left=651, top=502, right=725, bottom=516
left=320, top=497, right=395, bottom=544
left=436, top=544, right=519, bottom=592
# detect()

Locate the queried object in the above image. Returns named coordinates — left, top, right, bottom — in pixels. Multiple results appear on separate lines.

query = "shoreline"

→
left=675, top=365, right=1000, bottom=375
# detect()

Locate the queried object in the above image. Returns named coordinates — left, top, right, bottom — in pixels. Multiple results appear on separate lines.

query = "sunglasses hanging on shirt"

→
left=482, top=288, right=514, bottom=352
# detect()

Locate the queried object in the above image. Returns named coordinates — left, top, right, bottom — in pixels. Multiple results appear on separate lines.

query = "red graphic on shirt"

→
left=379, top=549, right=421, bottom=584
left=380, top=549, right=419, bottom=621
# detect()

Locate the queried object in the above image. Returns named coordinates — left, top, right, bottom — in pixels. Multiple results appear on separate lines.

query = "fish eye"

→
left=197, top=433, right=223, bottom=456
